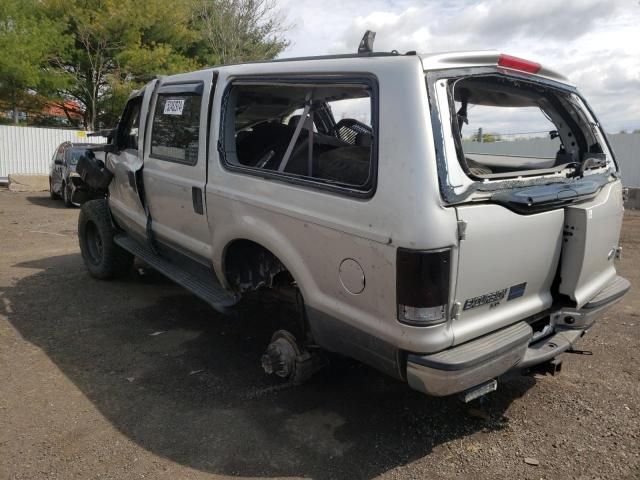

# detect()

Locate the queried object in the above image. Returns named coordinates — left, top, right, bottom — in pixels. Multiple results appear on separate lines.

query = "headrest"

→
left=288, top=115, right=302, bottom=127
left=355, top=132, right=372, bottom=147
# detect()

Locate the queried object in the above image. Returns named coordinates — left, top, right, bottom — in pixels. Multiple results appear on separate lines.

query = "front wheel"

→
left=78, top=199, right=133, bottom=279
left=49, top=178, right=60, bottom=200
left=62, top=182, right=73, bottom=207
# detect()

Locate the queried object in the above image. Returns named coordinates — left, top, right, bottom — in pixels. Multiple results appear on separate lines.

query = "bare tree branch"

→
left=193, top=0, right=291, bottom=65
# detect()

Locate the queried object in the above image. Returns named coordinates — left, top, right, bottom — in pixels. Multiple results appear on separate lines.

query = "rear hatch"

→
left=454, top=180, right=623, bottom=344
left=426, top=55, right=624, bottom=345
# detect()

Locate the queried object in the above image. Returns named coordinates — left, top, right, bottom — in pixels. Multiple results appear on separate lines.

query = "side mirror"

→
left=54, top=159, right=63, bottom=165
left=89, top=143, right=118, bottom=154
left=103, top=143, right=118, bottom=154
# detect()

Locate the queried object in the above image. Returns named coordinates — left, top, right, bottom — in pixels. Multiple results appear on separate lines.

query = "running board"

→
left=114, top=234, right=239, bottom=312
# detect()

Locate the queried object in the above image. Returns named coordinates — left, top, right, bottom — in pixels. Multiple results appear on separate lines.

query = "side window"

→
left=150, top=92, right=202, bottom=165
left=222, top=79, right=376, bottom=195
left=118, top=98, right=142, bottom=151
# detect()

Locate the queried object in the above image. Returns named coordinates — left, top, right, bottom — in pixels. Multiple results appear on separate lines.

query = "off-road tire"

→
left=62, top=182, right=73, bottom=207
left=78, top=199, right=133, bottom=280
left=49, top=179, right=60, bottom=200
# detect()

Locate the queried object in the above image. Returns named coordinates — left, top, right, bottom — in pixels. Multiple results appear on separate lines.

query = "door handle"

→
left=192, top=186, right=204, bottom=215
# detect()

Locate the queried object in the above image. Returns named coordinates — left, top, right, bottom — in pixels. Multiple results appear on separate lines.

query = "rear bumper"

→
left=406, top=275, right=630, bottom=397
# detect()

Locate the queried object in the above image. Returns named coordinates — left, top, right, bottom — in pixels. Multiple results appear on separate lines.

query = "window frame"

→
left=219, top=73, right=380, bottom=199
left=148, top=81, right=205, bottom=166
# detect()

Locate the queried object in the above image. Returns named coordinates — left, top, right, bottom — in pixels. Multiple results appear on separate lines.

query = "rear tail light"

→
left=396, top=248, right=451, bottom=326
left=498, top=54, right=541, bottom=74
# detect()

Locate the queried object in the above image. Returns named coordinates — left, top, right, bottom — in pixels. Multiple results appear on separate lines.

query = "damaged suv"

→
left=76, top=39, right=629, bottom=400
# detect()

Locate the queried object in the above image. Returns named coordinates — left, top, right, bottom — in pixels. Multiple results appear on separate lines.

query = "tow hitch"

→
left=528, top=357, right=564, bottom=376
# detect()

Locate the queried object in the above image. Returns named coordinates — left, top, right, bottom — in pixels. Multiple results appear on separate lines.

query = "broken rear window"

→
left=451, top=75, right=605, bottom=179
left=221, top=79, right=376, bottom=195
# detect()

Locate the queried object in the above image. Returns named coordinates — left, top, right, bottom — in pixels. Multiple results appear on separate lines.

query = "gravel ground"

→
left=0, top=190, right=638, bottom=480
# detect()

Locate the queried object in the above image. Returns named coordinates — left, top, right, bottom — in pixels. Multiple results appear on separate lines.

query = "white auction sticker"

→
left=163, top=99, right=185, bottom=115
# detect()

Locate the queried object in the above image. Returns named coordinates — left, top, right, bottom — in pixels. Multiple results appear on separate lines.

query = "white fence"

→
left=609, top=134, right=640, bottom=188
left=462, top=133, right=639, bottom=187
left=0, top=126, right=637, bottom=186
left=0, top=125, right=106, bottom=181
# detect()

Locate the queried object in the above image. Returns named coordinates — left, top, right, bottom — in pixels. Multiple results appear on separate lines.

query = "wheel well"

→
left=223, top=239, right=292, bottom=293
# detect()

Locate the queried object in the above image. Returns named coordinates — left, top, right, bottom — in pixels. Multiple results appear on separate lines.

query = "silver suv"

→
left=76, top=42, right=629, bottom=399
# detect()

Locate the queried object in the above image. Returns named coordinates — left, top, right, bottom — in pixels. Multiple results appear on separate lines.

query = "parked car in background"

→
left=49, top=142, right=95, bottom=207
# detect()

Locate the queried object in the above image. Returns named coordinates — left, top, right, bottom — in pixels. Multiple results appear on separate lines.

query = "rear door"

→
left=453, top=181, right=623, bottom=341
left=453, top=205, right=563, bottom=344
left=143, top=71, right=217, bottom=262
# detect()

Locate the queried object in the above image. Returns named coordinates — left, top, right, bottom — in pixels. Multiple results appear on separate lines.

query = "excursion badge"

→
left=463, top=282, right=527, bottom=310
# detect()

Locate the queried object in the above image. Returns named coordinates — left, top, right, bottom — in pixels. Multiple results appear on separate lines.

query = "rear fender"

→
left=213, top=218, right=320, bottom=304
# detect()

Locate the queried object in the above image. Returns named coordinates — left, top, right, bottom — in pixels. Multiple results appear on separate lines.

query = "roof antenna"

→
left=358, top=31, right=376, bottom=54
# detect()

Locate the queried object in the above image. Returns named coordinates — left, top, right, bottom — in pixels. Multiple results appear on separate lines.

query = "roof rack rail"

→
left=201, top=32, right=406, bottom=69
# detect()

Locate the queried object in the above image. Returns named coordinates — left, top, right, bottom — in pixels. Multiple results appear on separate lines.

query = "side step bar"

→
left=114, top=234, right=238, bottom=312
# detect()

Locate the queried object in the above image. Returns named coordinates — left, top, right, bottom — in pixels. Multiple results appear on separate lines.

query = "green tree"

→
left=473, top=129, right=500, bottom=143
left=1, top=0, right=291, bottom=129
left=44, top=0, right=201, bottom=129
left=43, top=0, right=290, bottom=130
left=0, top=0, right=69, bottom=124
left=481, top=133, right=501, bottom=143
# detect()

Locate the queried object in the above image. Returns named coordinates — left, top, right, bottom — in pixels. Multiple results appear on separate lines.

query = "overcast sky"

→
left=277, top=0, right=640, bottom=134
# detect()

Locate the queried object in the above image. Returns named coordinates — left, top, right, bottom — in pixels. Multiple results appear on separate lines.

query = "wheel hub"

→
left=261, top=330, right=323, bottom=384
left=261, top=330, right=300, bottom=379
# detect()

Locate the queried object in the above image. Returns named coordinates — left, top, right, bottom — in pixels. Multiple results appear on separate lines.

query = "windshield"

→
left=65, top=148, right=86, bottom=166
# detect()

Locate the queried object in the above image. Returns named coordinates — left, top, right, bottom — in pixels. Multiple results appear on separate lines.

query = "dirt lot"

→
left=0, top=190, right=638, bottom=480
